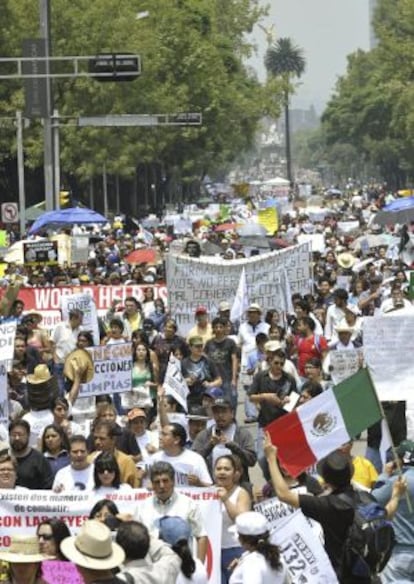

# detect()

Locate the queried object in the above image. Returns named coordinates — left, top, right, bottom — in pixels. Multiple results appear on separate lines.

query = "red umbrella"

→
left=125, top=248, right=156, bottom=264
left=215, top=222, right=240, bottom=232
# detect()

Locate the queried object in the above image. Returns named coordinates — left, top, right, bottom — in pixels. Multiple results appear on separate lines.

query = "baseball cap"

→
left=396, top=440, right=414, bottom=466
left=235, top=512, right=269, bottom=536
left=247, top=303, right=261, bottom=312
left=186, top=405, right=209, bottom=421
left=218, top=301, right=231, bottom=311
left=158, top=517, right=191, bottom=546
left=127, top=408, right=147, bottom=421
left=195, top=305, right=207, bottom=315
left=211, top=397, right=232, bottom=409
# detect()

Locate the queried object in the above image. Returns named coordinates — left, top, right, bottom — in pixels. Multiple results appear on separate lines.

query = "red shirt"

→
left=295, top=334, right=328, bottom=376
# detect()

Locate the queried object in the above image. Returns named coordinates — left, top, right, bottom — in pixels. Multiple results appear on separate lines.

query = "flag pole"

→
left=366, top=367, right=412, bottom=512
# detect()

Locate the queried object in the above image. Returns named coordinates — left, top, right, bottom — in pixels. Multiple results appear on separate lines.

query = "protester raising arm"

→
left=263, top=432, right=300, bottom=508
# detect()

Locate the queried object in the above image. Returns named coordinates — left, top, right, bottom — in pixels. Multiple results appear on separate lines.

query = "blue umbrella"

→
left=375, top=196, right=414, bottom=225
left=29, top=207, right=108, bottom=234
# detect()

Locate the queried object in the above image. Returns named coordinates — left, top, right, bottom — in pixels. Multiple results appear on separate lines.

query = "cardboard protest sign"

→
left=329, top=349, right=361, bottom=384
left=61, top=292, right=100, bottom=345
left=163, top=354, right=189, bottom=411
left=79, top=343, right=132, bottom=398
left=23, top=241, right=58, bottom=265
left=0, top=321, right=17, bottom=362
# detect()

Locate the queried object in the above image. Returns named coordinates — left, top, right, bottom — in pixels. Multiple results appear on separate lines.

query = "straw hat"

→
left=22, top=310, right=43, bottom=323
left=0, top=535, right=53, bottom=563
left=26, top=364, right=59, bottom=409
left=60, top=520, right=125, bottom=570
left=334, top=320, right=355, bottom=333
left=336, top=252, right=356, bottom=269
left=63, top=349, right=95, bottom=383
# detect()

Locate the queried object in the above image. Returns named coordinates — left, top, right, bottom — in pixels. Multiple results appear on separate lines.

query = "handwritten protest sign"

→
left=166, top=243, right=310, bottom=333
left=0, top=321, right=17, bottom=363
left=79, top=343, right=132, bottom=397
left=163, top=354, right=189, bottom=411
left=258, top=207, right=278, bottom=234
left=42, top=561, right=83, bottom=584
left=254, top=498, right=337, bottom=583
left=0, top=489, right=221, bottom=584
left=363, top=314, right=414, bottom=400
left=61, top=292, right=100, bottom=345
left=329, top=350, right=361, bottom=384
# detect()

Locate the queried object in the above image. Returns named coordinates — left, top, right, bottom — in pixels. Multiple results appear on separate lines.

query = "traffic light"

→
left=59, top=190, right=70, bottom=207
left=89, top=53, right=141, bottom=82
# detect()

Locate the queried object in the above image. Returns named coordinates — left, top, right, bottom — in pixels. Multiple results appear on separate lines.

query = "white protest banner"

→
left=254, top=498, right=338, bottom=583
left=0, top=321, right=17, bottom=363
left=0, top=361, right=9, bottom=426
left=166, top=243, right=311, bottom=334
left=363, top=314, right=414, bottom=400
left=79, top=343, right=132, bottom=397
left=337, top=220, right=360, bottom=235
left=329, top=350, right=361, bottom=384
left=61, top=292, right=100, bottom=345
left=163, top=354, right=189, bottom=411
left=297, top=233, right=326, bottom=253
left=0, top=488, right=221, bottom=584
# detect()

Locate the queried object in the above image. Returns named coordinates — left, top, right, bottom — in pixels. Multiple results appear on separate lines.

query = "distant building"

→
left=279, top=106, right=319, bottom=135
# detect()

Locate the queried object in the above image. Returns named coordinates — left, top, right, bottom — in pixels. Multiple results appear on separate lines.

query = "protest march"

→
left=0, top=184, right=413, bottom=584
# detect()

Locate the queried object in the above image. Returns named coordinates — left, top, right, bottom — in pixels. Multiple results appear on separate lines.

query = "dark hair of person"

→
left=69, top=308, right=83, bottom=319
left=133, top=342, right=153, bottom=370
left=172, top=540, right=196, bottom=579
left=9, top=419, right=30, bottom=435
left=299, top=316, right=315, bottom=331
left=40, top=424, right=70, bottom=454
left=269, top=324, right=286, bottom=341
left=125, top=296, right=142, bottom=310
left=93, top=420, right=120, bottom=438
left=69, top=434, right=88, bottom=448
left=116, top=521, right=150, bottom=560
left=255, top=332, right=268, bottom=345
left=272, top=348, right=286, bottom=361
left=334, top=288, right=348, bottom=301
left=132, top=329, right=150, bottom=346
left=89, top=499, right=120, bottom=520
left=264, top=309, right=279, bottom=325
left=109, top=318, right=124, bottom=332
left=94, top=452, right=121, bottom=488
left=150, top=461, right=175, bottom=482
left=301, top=380, right=323, bottom=398
left=77, top=331, right=94, bottom=346
left=36, top=519, right=71, bottom=560
left=51, top=396, right=70, bottom=412
left=305, top=357, right=322, bottom=369
left=212, top=316, right=228, bottom=328
left=238, top=532, right=282, bottom=571
left=294, top=299, right=311, bottom=314
left=169, top=422, right=187, bottom=448
left=164, top=318, right=178, bottom=333
left=95, top=394, right=113, bottom=406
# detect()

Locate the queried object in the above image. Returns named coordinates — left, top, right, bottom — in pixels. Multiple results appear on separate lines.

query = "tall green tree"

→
left=264, top=37, right=305, bottom=184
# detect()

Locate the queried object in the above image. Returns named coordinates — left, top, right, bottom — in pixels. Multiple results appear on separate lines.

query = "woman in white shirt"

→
left=93, top=452, right=132, bottom=495
left=229, top=512, right=291, bottom=584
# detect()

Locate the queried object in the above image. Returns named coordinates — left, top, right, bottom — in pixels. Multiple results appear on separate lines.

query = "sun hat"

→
left=60, top=520, right=125, bottom=570
left=334, top=320, right=355, bottom=333
left=22, top=310, right=43, bottom=323
left=336, top=252, right=356, bottom=269
left=63, top=348, right=95, bottom=383
left=264, top=340, right=282, bottom=352
left=158, top=516, right=191, bottom=546
left=235, top=512, right=269, bottom=536
left=26, top=364, right=59, bottom=410
left=0, top=535, right=54, bottom=563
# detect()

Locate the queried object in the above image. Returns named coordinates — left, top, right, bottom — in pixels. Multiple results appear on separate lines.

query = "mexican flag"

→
left=266, top=368, right=382, bottom=477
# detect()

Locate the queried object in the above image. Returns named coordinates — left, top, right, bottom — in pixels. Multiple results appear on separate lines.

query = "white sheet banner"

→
left=0, top=488, right=221, bottom=584
left=166, top=243, right=311, bottom=334
left=0, top=361, right=8, bottom=426
left=363, top=315, right=414, bottom=400
left=79, top=343, right=132, bottom=397
left=329, top=350, right=361, bottom=384
left=254, top=498, right=338, bottom=583
left=60, top=292, right=100, bottom=345
left=163, top=354, right=189, bottom=411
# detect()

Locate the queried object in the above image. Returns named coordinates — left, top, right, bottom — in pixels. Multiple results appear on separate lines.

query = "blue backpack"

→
left=340, top=490, right=395, bottom=579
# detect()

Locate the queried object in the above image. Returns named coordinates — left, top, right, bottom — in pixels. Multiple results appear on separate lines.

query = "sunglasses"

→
left=97, top=467, right=116, bottom=473
left=38, top=533, right=54, bottom=541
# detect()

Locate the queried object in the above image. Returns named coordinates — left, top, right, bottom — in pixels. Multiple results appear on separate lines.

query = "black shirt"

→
left=248, top=369, right=297, bottom=427
left=204, top=337, right=237, bottom=385
left=15, top=448, right=53, bottom=489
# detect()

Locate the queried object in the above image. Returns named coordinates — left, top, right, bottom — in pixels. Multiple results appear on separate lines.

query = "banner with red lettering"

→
left=0, top=488, right=220, bottom=583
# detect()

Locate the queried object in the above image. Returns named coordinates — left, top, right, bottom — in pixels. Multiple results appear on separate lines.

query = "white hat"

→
left=264, top=340, right=282, bottom=352
left=235, top=511, right=269, bottom=536
left=60, top=520, right=125, bottom=570
left=0, top=536, right=54, bottom=563
left=218, top=301, right=231, bottom=311
left=334, top=319, right=354, bottom=333
left=345, top=304, right=361, bottom=316
left=247, top=303, right=262, bottom=312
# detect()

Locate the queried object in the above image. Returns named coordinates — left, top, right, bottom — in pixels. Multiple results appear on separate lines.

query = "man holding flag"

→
left=263, top=368, right=408, bottom=582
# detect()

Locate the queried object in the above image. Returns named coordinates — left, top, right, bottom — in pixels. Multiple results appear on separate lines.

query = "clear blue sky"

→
left=249, top=0, right=371, bottom=113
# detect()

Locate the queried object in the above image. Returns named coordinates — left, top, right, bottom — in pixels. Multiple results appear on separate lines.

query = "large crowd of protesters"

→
left=0, top=182, right=413, bottom=583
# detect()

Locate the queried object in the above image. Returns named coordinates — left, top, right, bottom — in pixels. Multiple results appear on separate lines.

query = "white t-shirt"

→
left=229, top=551, right=291, bottom=584
left=22, top=410, right=54, bottom=447
left=147, top=449, right=212, bottom=487
left=52, top=463, right=94, bottom=492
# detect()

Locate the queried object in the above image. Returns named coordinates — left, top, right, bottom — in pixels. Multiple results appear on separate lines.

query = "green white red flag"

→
left=265, top=368, right=382, bottom=477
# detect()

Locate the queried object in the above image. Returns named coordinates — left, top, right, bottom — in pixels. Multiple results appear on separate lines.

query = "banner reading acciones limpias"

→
left=0, top=488, right=221, bottom=583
